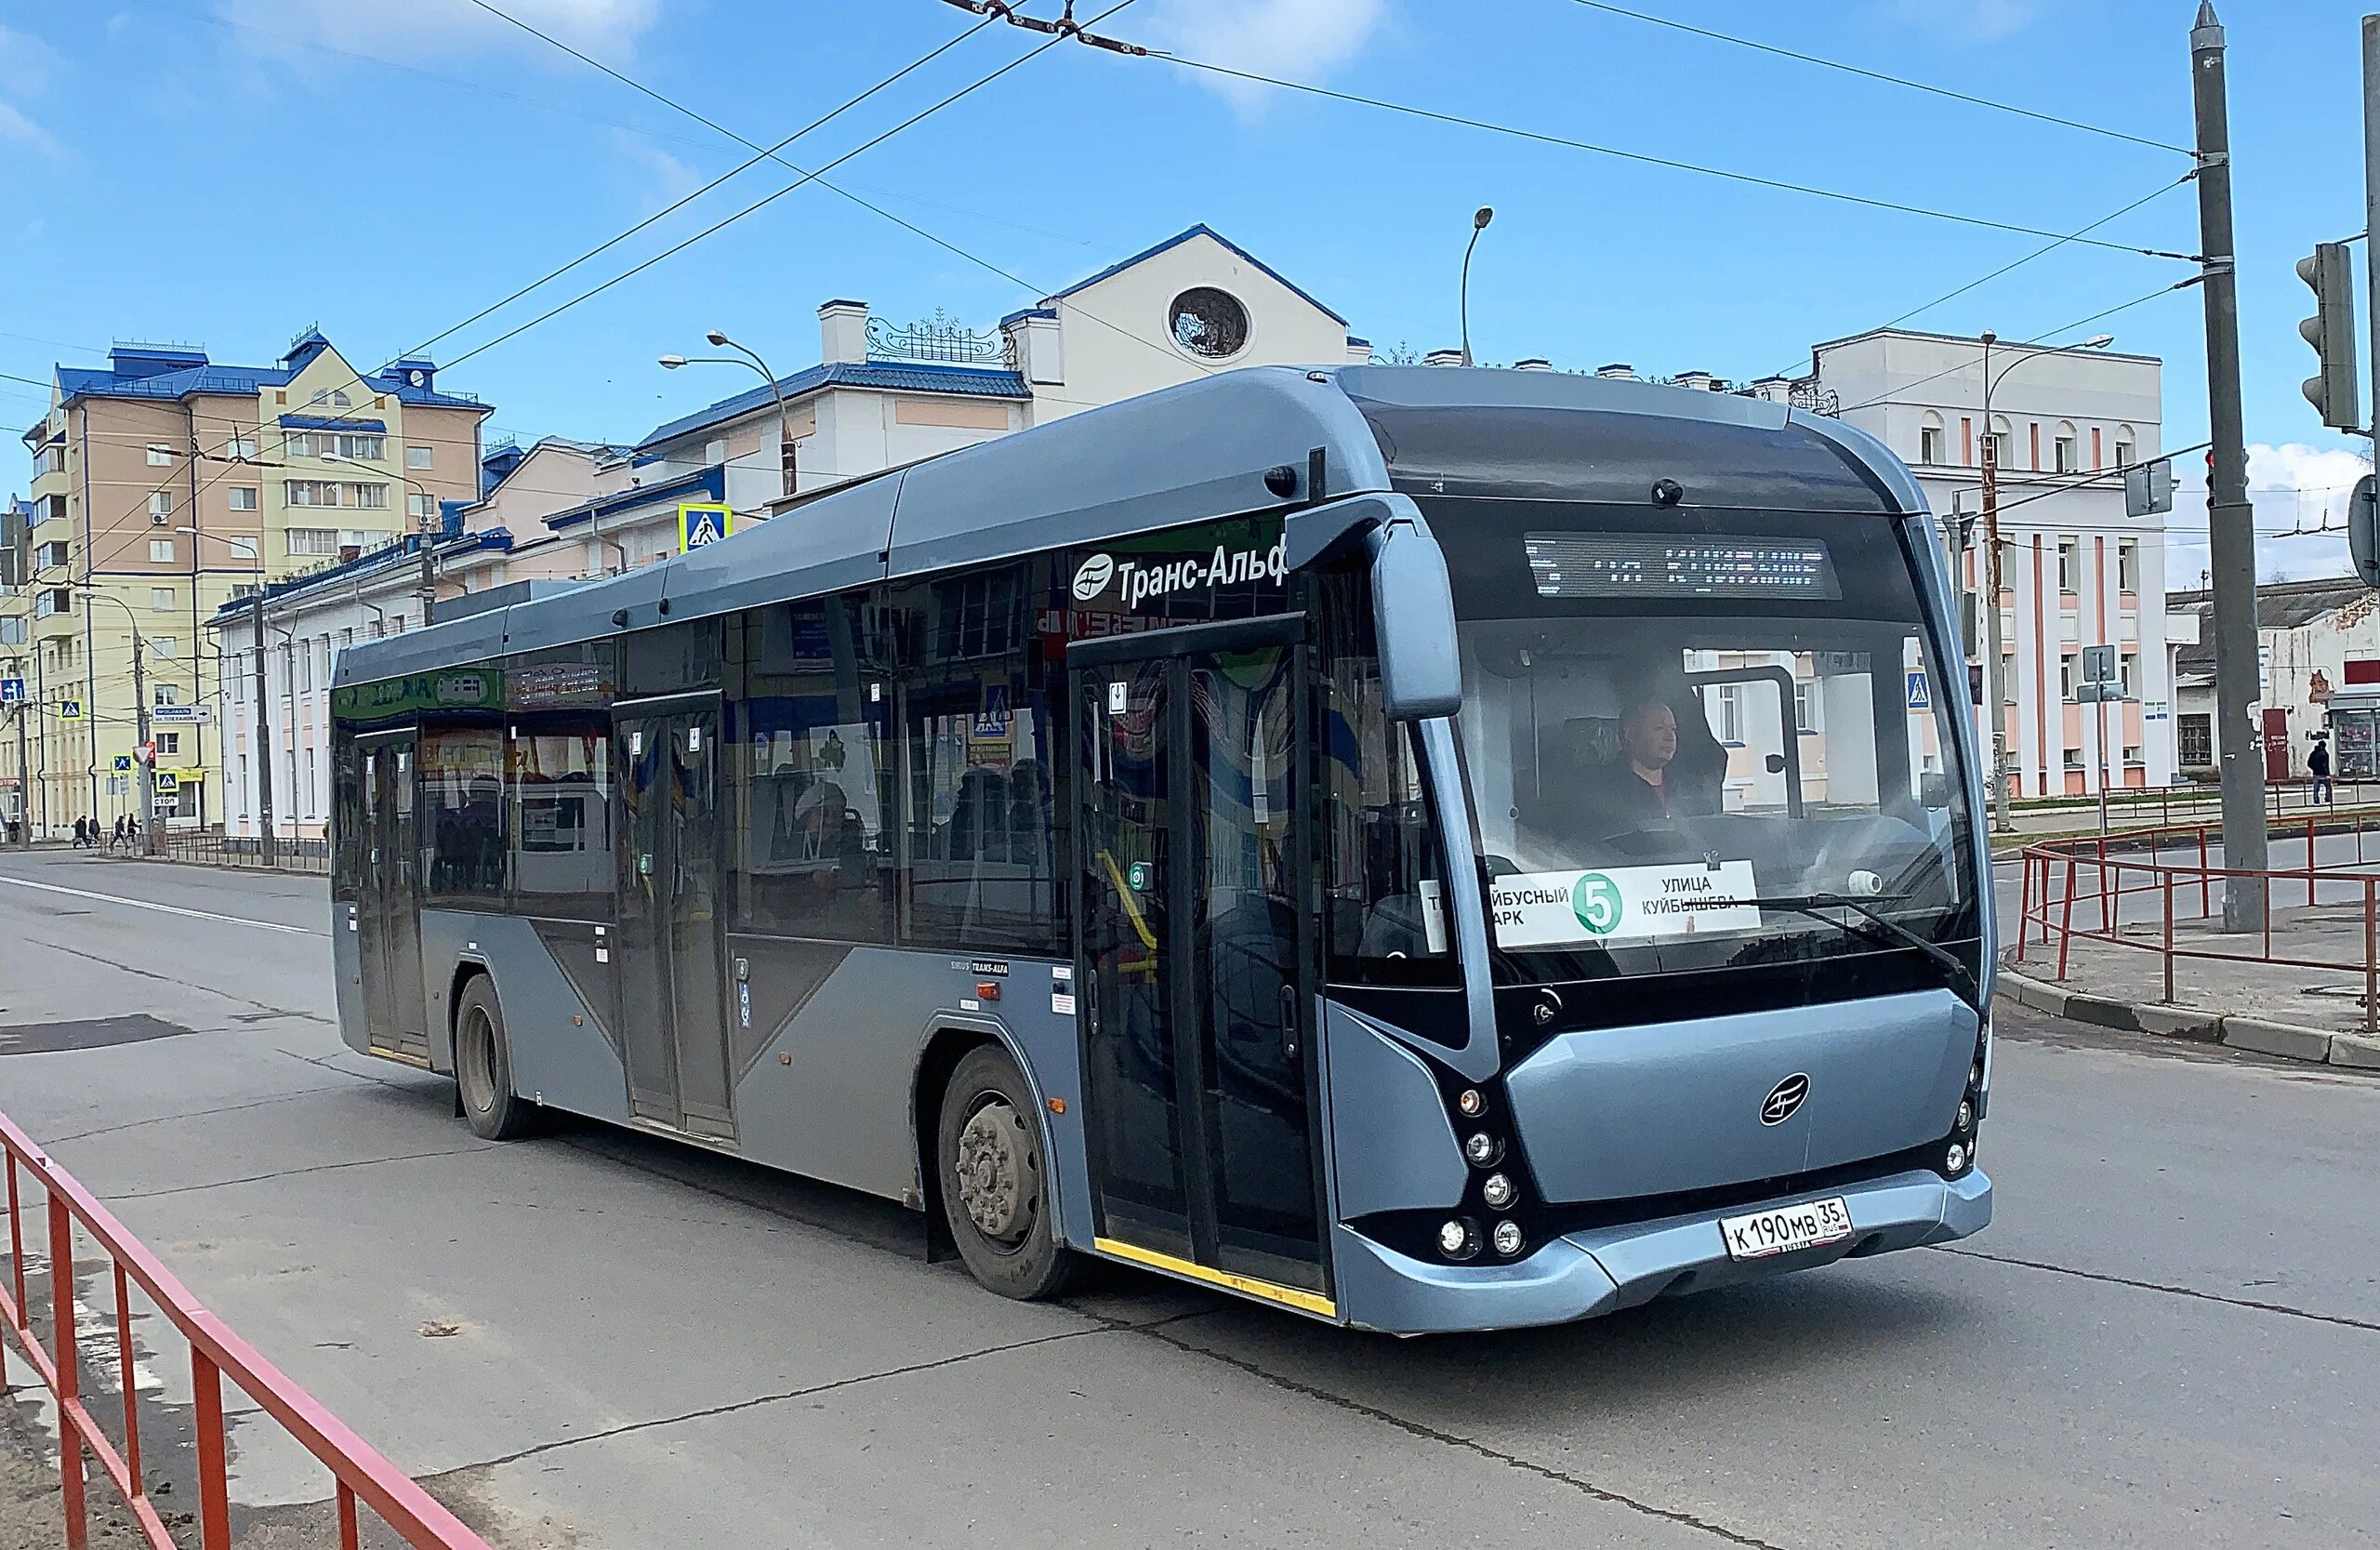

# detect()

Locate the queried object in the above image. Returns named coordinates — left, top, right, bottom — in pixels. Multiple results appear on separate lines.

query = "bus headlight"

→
left=1464, top=1133, right=1503, bottom=1168
left=1437, top=1219, right=1479, bottom=1260
left=1491, top=1220, right=1525, bottom=1257
left=1457, top=1088, right=1488, bottom=1118
left=1956, top=1099, right=1974, bottom=1133
left=1946, top=1141, right=1968, bottom=1173
left=1481, top=1172, right=1516, bottom=1210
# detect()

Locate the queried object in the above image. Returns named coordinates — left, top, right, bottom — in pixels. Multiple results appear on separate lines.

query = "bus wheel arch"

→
left=451, top=968, right=537, bottom=1141
left=917, top=1029, right=1077, bottom=1300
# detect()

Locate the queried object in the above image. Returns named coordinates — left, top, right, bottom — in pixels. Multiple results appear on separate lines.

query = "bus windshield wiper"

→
left=1704, top=893, right=1977, bottom=1000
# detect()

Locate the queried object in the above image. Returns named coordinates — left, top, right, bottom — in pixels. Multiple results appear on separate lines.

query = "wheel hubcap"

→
left=955, top=1099, right=1031, bottom=1242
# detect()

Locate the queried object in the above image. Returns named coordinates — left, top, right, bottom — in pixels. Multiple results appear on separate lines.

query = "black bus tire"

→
left=455, top=975, right=536, bottom=1141
left=937, top=1044, right=1078, bottom=1300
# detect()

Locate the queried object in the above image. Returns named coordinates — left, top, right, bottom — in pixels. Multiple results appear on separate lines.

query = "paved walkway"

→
left=2002, top=895, right=2380, bottom=1068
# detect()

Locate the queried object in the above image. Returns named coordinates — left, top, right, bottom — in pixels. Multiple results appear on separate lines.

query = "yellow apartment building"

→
left=1, top=329, right=491, bottom=834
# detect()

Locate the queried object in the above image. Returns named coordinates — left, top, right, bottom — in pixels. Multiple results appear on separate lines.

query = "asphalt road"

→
left=2, top=848, right=2376, bottom=1548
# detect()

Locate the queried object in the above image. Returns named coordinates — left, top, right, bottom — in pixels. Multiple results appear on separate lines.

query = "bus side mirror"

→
left=2350, top=473, right=2380, bottom=588
left=1369, top=520, right=1462, bottom=721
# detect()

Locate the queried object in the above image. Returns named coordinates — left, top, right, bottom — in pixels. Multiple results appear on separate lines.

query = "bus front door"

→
left=615, top=705, right=734, bottom=1142
left=359, top=735, right=429, bottom=1063
left=1075, top=620, right=1329, bottom=1306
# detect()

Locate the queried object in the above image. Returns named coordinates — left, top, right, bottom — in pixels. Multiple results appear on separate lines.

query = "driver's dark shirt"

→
left=1593, top=768, right=1673, bottom=835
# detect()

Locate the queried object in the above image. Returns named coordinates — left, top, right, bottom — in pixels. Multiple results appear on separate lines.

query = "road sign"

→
left=57, top=698, right=83, bottom=721
left=972, top=683, right=1012, bottom=737
left=1905, top=670, right=1930, bottom=710
left=0, top=679, right=21, bottom=704
left=2123, top=458, right=2174, bottom=518
left=2081, top=643, right=2118, bottom=684
left=150, top=704, right=211, bottom=725
left=112, top=755, right=132, bottom=772
left=136, top=743, right=156, bottom=764
left=677, top=500, right=734, bottom=552
left=105, top=775, right=128, bottom=797
left=153, top=773, right=179, bottom=796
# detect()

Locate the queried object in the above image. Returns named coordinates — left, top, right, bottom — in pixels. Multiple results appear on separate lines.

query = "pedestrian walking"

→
left=2309, top=730, right=2334, bottom=805
left=111, top=815, right=126, bottom=853
left=72, top=815, right=86, bottom=849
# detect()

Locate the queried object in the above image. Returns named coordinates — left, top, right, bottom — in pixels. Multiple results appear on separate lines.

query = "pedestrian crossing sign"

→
left=112, top=755, right=132, bottom=772
left=57, top=698, right=84, bottom=721
left=678, top=501, right=734, bottom=552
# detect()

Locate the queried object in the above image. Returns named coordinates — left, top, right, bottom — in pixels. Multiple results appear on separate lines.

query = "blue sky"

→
left=1, top=0, right=2371, bottom=572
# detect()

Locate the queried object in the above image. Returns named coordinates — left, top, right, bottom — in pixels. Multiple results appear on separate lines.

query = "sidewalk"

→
left=2000, top=901, right=2380, bottom=1070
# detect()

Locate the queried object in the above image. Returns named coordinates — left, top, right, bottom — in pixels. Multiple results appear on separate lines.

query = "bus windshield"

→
left=1435, top=497, right=1976, bottom=987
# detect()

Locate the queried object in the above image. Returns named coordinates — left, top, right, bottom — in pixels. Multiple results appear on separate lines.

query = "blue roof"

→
left=542, top=465, right=725, bottom=531
left=999, top=305, right=1057, bottom=328
left=636, top=361, right=1027, bottom=451
left=1044, top=224, right=1347, bottom=326
left=45, top=338, right=489, bottom=415
left=279, top=415, right=388, bottom=432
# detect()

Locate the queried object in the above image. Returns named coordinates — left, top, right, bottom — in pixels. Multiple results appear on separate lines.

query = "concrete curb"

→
left=1996, top=962, right=2377, bottom=1071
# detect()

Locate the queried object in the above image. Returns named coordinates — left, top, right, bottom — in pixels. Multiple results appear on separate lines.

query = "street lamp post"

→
left=72, top=588, right=156, bottom=856
left=662, top=329, right=794, bottom=498
left=181, top=526, right=272, bottom=864
left=1460, top=206, right=1494, bottom=367
left=1975, top=329, right=2116, bottom=831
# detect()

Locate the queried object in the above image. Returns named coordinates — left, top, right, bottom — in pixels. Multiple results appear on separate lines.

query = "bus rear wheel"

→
left=454, top=975, right=536, bottom=1141
left=937, top=1045, right=1077, bottom=1300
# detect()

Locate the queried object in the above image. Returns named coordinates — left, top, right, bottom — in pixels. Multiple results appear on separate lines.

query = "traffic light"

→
left=2296, top=241, right=2360, bottom=431
left=2348, top=473, right=2380, bottom=588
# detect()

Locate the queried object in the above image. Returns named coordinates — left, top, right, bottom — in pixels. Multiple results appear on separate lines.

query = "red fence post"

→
left=2163, top=863, right=2175, bottom=1004
left=193, top=1348, right=233, bottom=1550
left=113, top=1264, right=142, bottom=1493
left=2097, top=836, right=2111, bottom=933
left=2199, top=826, right=2211, bottom=918
left=49, top=1189, right=86, bottom=1550
left=338, top=1481, right=362, bottom=1550
left=2058, top=854, right=2078, bottom=979
left=2366, top=879, right=2376, bottom=1040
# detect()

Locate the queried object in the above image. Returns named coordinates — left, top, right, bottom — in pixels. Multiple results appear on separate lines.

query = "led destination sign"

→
left=1525, top=534, right=1841, bottom=601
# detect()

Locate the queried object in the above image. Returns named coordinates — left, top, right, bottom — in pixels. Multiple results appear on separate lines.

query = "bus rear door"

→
left=357, top=732, right=429, bottom=1064
left=1073, top=617, right=1331, bottom=1312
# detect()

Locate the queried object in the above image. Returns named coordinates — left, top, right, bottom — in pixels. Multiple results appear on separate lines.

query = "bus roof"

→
left=334, top=365, right=1920, bottom=688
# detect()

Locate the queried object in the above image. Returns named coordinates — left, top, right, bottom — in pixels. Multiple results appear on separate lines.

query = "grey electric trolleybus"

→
left=331, top=365, right=1993, bottom=1334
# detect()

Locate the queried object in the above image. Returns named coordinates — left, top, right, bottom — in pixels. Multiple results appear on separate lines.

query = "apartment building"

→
left=3, top=330, right=490, bottom=834
left=1786, top=328, right=2188, bottom=795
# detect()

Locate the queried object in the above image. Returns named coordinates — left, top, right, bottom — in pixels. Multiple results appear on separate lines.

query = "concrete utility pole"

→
left=2365, top=16, right=2380, bottom=433
left=12, top=703, right=28, bottom=849
left=254, top=597, right=276, bottom=867
left=1978, top=331, right=2010, bottom=833
left=131, top=629, right=155, bottom=856
left=2192, top=2, right=2268, bottom=931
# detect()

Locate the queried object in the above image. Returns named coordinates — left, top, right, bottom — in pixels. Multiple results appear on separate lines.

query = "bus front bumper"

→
left=1331, top=1167, right=1991, bottom=1335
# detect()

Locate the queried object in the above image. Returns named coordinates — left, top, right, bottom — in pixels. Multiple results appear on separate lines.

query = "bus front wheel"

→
left=937, top=1044, right=1077, bottom=1300
left=454, top=975, right=536, bottom=1142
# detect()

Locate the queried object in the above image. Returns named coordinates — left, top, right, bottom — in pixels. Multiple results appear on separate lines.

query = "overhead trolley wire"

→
left=1556, top=0, right=2197, bottom=156
left=1147, top=52, right=2202, bottom=262
left=1833, top=277, right=2203, bottom=415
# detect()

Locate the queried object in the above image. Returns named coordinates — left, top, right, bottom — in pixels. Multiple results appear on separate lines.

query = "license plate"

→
left=1719, top=1197, right=1855, bottom=1260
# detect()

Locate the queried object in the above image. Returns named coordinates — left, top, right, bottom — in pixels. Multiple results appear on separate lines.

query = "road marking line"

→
left=0, top=876, right=321, bottom=935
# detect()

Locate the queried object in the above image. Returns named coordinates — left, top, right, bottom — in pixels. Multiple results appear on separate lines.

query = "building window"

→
left=152, top=637, right=176, bottom=660
left=156, top=731, right=180, bottom=758
left=230, top=536, right=258, bottom=562
left=2114, top=426, right=2136, bottom=468
left=287, top=527, right=339, bottom=557
left=1986, top=419, right=2012, bottom=468
left=150, top=587, right=174, bottom=612
left=2054, top=424, right=2079, bottom=473
left=148, top=491, right=172, bottom=520
left=146, top=444, right=174, bottom=466
left=334, top=433, right=383, bottom=461
left=330, top=389, right=351, bottom=407
left=2002, top=653, right=2017, bottom=706
left=2180, top=714, right=2212, bottom=765
left=2123, top=743, right=2142, bottom=765
left=2057, top=538, right=2081, bottom=593
left=1168, top=287, right=1251, bottom=360
left=2060, top=655, right=2079, bottom=701
left=2063, top=748, right=2084, bottom=770
left=2119, top=655, right=2137, bottom=697
left=285, top=480, right=337, bottom=507
left=149, top=539, right=174, bottom=563
left=408, top=491, right=437, bottom=523
left=1792, top=678, right=1821, bottom=733
left=405, top=445, right=434, bottom=470
left=347, top=483, right=388, bottom=510
left=1918, top=412, right=1947, bottom=465
left=226, top=436, right=257, bottom=461
left=1709, top=683, right=1745, bottom=743
left=2118, top=539, right=2139, bottom=593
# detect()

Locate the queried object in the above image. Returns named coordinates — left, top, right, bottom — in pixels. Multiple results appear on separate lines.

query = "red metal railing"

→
left=0, top=1111, right=492, bottom=1550
left=2013, top=813, right=2380, bottom=1036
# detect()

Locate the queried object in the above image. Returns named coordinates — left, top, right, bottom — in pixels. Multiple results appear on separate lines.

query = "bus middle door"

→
left=1072, top=616, right=1330, bottom=1311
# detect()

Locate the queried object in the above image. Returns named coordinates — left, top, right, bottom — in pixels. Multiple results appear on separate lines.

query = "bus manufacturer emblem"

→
left=1760, top=1074, right=1811, bottom=1126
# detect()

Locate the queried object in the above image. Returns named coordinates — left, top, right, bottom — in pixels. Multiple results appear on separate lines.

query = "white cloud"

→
left=0, top=25, right=65, bottom=161
left=613, top=130, right=701, bottom=213
left=1884, top=0, right=2037, bottom=44
left=2167, top=442, right=2375, bottom=589
left=1142, top=0, right=1385, bottom=110
left=217, top=0, right=664, bottom=63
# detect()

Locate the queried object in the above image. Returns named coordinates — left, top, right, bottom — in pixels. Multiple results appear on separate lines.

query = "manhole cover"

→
left=0, top=1014, right=195, bottom=1054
